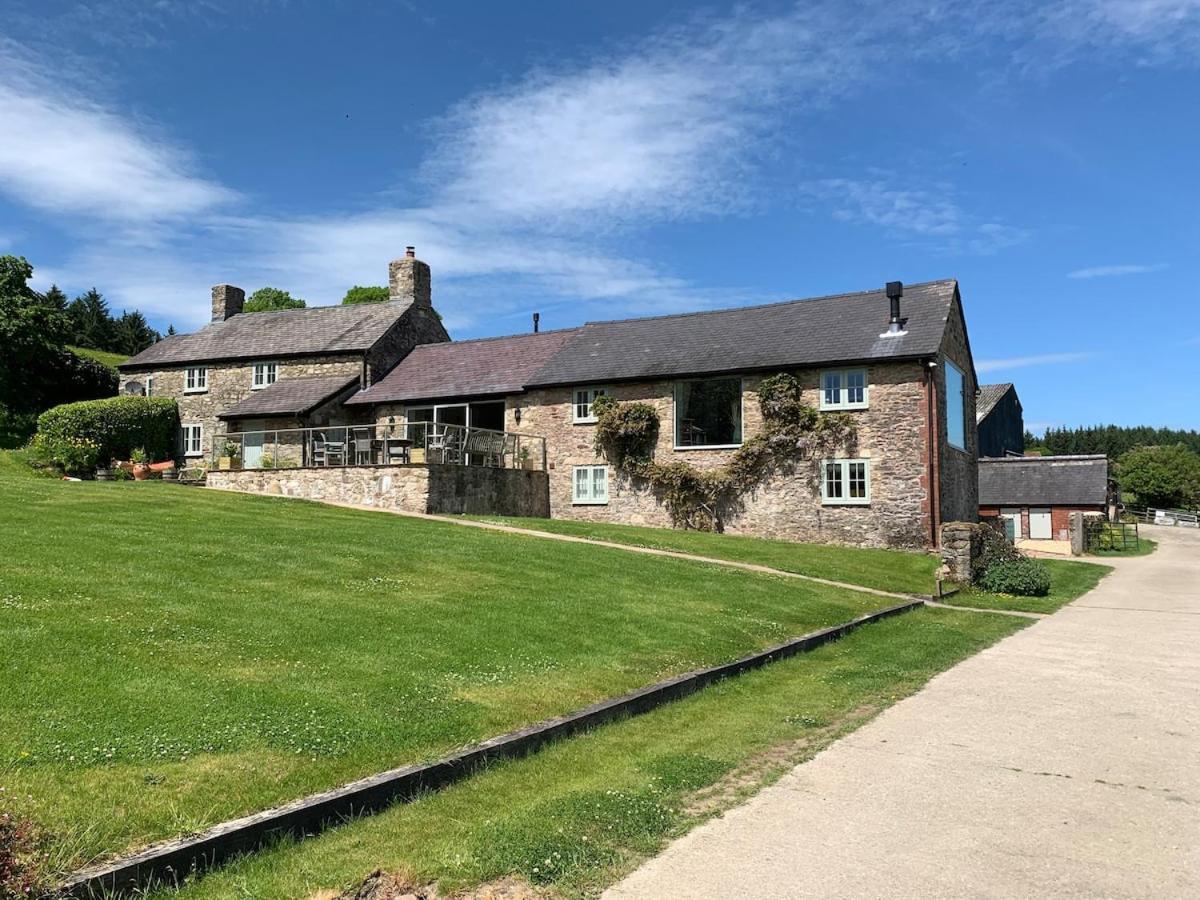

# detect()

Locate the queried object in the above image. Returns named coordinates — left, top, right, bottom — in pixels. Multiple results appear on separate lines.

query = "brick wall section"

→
left=206, top=464, right=550, bottom=518
left=937, top=297, right=979, bottom=526
left=981, top=505, right=1104, bottom=541
left=499, top=363, right=932, bottom=549
left=120, top=355, right=363, bottom=461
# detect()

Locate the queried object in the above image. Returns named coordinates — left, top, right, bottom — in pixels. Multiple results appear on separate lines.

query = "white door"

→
left=242, top=420, right=265, bottom=468
left=1000, top=508, right=1021, bottom=541
left=1029, top=507, right=1052, bottom=540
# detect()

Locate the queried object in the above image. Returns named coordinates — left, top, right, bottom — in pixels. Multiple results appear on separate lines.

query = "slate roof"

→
left=525, top=279, right=959, bottom=387
left=217, top=375, right=360, bottom=419
left=976, top=382, right=1014, bottom=423
left=346, top=328, right=583, bottom=405
left=978, top=455, right=1109, bottom=506
left=119, top=302, right=415, bottom=371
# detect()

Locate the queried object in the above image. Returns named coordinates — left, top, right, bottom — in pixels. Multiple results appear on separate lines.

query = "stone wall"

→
left=937, top=296, right=980, bottom=526
left=365, top=306, right=449, bottom=384
left=206, top=463, right=549, bottom=518
left=508, top=363, right=933, bottom=549
left=120, top=355, right=363, bottom=462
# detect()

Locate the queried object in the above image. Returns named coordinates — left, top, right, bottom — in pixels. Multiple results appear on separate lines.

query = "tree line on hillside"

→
left=1025, top=424, right=1200, bottom=457
left=41, top=285, right=164, bottom=357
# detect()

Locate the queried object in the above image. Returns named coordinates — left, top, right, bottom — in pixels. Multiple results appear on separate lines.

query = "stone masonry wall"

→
left=507, top=363, right=933, bottom=549
left=938, top=297, right=980, bottom=526
left=206, top=463, right=549, bottom=518
left=119, top=355, right=362, bottom=462
left=365, top=306, right=449, bottom=384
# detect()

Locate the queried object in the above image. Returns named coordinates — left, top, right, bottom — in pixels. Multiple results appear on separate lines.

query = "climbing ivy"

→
left=592, top=373, right=856, bottom=531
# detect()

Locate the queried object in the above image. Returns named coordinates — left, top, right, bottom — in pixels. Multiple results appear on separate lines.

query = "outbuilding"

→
left=979, top=455, right=1111, bottom=542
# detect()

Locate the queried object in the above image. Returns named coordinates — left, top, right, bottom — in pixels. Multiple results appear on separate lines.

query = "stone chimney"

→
left=211, top=284, right=245, bottom=322
left=388, top=246, right=432, bottom=307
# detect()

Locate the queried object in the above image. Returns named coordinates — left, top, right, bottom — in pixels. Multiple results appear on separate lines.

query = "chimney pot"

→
left=882, top=281, right=905, bottom=336
left=211, top=284, right=245, bottom=322
left=389, top=250, right=432, bottom=307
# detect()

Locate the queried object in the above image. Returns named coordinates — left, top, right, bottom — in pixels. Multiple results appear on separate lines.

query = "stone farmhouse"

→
left=119, top=251, right=981, bottom=550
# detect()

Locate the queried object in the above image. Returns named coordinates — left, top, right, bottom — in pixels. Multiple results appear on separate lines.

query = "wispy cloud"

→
left=1067, top=262, right=1168, bottom=279
left=0, top=38, right=235, bottom=226
left=801, top=177, right=1029, bottom=253
left=976, top=351, right=1096, bottom=373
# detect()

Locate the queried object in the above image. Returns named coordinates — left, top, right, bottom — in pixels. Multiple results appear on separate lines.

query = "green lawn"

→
left=466, top=516, right=939, bottom=596
left=1089, top=537, right=1158, bottom=558
left=940, top=558, right=1113, bottom=614
left=67, top=345, right=129, bottom=369
left=162, top=607, right=1025, bottom=900
left=0, top=457, right=904, bottom=873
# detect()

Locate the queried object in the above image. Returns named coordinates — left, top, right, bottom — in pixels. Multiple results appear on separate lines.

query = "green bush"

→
left=30, top=433, right=100, bottom=477
left=36, top=396, right=179, bottom=465
left=977, top=558, right=1051, bottom=596
left=977, top=522, right=1021, bottom=573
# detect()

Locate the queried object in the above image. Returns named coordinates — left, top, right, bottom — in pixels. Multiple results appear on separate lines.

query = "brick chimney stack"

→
left=211, top=284, right=245, bottom=322
left=388, top=246, right=432, bottom=307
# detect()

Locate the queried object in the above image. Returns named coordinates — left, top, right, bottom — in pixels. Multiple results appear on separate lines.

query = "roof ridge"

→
left=578, top=279, right=957, bottom=329
left=418, top=326, right=582, bottom=347
left=980, top=455, right=1108, bottom=462
left=220, top=299, right=411, bottom=324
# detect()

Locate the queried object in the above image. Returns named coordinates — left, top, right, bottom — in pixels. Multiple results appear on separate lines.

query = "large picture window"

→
left=945, top=360, right=966, bottom=451
left=674, top=378, right=743, bottom=448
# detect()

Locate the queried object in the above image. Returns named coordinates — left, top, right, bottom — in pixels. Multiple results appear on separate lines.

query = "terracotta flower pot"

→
left=132, top=463, right=151, bottom=481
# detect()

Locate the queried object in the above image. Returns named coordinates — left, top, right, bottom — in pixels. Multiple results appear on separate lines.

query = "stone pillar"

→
left=1069, top=511, right=1085, bottom=556
left=939, top=521, right=982, bottom=585
left=212, top=284, right=245, bottom=322
left=388, top=246, right=432, bottom=307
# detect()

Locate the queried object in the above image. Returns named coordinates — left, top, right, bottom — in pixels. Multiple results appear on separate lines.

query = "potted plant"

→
left=518, top=446, right=535, bottom=470
left=95, top=465, right=113, bottom=481
left=218, top=441, right=241, bottom=470
left=130, top=447, right=151, bottom=481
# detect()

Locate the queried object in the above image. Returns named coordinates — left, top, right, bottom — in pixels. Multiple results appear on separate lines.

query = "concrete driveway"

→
left=606, top=525, right=1200, bottom=899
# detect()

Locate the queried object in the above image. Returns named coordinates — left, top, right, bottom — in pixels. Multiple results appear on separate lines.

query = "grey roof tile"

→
left=976, top=382, right=1014, bottom=423
left=525, top=280, right=959, bottom=387
left=347, top=328, right=582, bottom=405
left=978, top=455, right=1109, bottom=506
left=120, top=302, right=414, bottom=370
left=217, top=375, right=360, bottom=419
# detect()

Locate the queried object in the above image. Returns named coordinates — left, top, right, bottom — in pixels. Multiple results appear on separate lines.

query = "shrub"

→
left=36, top=396, right=179, bottom=465
left=977, top=522, right=1021, bottom=575
left=0, top=809, right=49, bottom=900
left=977, top=558, right=1051, bottom=596
left=30, top=433, right=100, bottom=477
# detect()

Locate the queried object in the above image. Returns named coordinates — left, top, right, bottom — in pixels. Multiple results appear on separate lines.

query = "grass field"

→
left=67, top=345, right=129, bottom=369
left=940, top=558, right=1112, bottom=614
left=467, top=516, right=939, bottom=595
left=163, top=607, right=1025, bottom=899
left=0, top=457, right=907, bottom=873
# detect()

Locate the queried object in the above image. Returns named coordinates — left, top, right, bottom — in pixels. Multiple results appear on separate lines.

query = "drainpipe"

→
left=926, top=359, right=942, bottom=547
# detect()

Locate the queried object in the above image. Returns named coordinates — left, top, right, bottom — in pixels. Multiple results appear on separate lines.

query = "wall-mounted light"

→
left=513, top=405, right=522, bottom=426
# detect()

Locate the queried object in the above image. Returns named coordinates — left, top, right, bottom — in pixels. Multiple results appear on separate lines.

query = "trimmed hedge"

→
left=36, top=396, right=180, bottom=465
left=977, top=558, right=1052, bottom=597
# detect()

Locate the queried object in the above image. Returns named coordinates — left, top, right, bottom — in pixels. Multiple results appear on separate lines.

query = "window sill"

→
left=250, top=384, right=269, bottom=391
left=673, top=443, right=742, bottom=451
left=819, top=403, right=869, bottom=412
left=572, top=500, right=609, bottom=506
left=183, top=389, right=208, bottom=395
left=184, top=452, right=203, bottom=458
left=572, top=418, right=598, bottom=425
left=821, top=499, right=871, bottom=507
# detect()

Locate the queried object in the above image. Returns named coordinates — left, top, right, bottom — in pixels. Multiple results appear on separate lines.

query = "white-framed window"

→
left=572, top=387, right=608, bottom=424
left=945, top=359, right=966, bottom=451
left=674, top=377, right=743, bottom=448
left=820, top=368, right=869, bottom=410
left=181, top=423, right=203, bottom=458
left=184, top=366, right=208, bottom=393
left=821, top=458, right=870, bottom=505
left=251, top=362, right=278, bottom=390
left=145, top=375, right=154, bottom=398
left=572, top=465, right=609, bottom=505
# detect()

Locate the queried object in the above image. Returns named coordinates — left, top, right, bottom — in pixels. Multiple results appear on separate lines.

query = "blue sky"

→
left=1, top=1, right=1198, bottom=431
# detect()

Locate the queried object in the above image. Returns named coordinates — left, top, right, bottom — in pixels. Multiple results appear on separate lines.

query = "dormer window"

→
left=252, top=362, right=278, bottom=390
left=184, top=367, right=207, bottom=393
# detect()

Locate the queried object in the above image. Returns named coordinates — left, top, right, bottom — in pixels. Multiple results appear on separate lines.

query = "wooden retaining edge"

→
left=59, top=597, right=926, bottom=899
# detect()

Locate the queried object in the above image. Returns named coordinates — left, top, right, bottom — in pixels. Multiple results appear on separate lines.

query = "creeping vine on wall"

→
left=592, top=373, right=857, bottom=531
